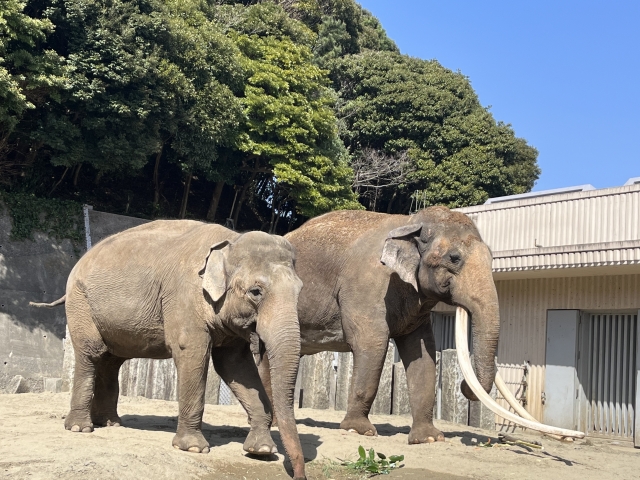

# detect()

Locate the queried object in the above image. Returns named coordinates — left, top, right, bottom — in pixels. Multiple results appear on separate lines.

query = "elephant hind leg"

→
left=65, top=290, right=108, bottom=433
left=91, top=353, right=126, bottom=427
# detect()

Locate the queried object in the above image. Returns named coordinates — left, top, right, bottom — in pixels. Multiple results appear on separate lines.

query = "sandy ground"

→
left=1, top=393, right=639, bottom=480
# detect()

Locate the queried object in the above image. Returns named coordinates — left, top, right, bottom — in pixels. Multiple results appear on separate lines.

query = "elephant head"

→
left=381, top=206, right=498, bottom=401
left=200, top=231, right=305, bottom=476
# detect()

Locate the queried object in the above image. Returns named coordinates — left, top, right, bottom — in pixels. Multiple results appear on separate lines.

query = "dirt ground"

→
left=1, top=393, right=639, bottom=480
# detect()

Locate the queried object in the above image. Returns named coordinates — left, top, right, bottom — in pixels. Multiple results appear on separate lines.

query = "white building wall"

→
left=435, top=274, right=640, bottom=423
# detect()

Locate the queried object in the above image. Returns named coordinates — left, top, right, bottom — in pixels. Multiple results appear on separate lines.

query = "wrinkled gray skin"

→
left=34, top=221, right=306, bottom=480
left=259, top=206, right=499, bottom=444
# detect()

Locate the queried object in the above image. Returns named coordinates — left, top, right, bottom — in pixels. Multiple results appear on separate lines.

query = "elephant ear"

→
left=380, top=224, right=422, bottom=291
left=199, top=240, right=231, bottom=302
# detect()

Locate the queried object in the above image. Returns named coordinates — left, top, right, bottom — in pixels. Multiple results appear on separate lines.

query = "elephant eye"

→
left=247, top=287, right=263, bottom=301
left=449, top=252, right=461, bottom=264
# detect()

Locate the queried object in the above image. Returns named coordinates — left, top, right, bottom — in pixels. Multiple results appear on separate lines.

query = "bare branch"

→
left=351, top=148, right=414, bottom=191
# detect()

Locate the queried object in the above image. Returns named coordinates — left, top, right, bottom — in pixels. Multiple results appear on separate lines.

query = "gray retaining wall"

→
left=0, top=203, right=82, bottom=393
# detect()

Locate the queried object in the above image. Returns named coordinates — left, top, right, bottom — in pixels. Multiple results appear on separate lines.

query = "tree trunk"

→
left=386, top=191, right=397, bottom=213
left=206, top=181, right=225, bottom=222
left=232, top=170, right=257, bottom=228
left=152, top=146, right=163, bottom=208
left=49, top=167, right=69, bottom=196
left=72, top=163, right=82, bottom=186
left=179, top=167, right=193, bottom=219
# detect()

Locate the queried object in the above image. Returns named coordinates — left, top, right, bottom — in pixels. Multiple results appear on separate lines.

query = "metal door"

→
left=577, top=312, right=638, bottom=442
left=543, top=310, right=579, bottom=430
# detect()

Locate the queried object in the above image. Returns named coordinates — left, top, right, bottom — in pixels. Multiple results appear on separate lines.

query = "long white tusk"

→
left=455, top=307, right=585, bottom=439
left=494, top=371, right=570, bottom=441
left=494, top=372, right=536, bottom=421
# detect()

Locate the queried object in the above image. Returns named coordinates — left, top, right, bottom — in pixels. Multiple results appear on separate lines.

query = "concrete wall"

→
left=0, top=204, right=149, bottom=394
left=0, top=202, right=83, bottom=393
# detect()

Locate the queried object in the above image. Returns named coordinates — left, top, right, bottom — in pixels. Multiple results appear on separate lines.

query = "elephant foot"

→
left=243, top=428, right=278, bottom=455
left=65, top=411, right=94, bottom=433
left=172, top=430, right=210, bottom=454
left=408, top=423, right=445, bottom=444
left=340, top=415, right=377, bottom=436
left=91, top=413, right=122, bottom=427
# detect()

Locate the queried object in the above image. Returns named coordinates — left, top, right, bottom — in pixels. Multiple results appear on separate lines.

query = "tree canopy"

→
left=1, top=0, right=539, bottom=232
left=330, top=51, right=539, bottom=211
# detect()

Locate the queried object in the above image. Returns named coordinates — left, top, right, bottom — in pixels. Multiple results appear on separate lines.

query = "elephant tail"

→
left=29, top=295, right=66, bottom=308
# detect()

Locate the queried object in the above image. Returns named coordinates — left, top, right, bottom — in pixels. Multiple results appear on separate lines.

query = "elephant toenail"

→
left=82, top=426, right=92, bottom=433
left=173, top=445, right=180, bottom=450
left=271, top=446, right=278, bottom=454
left=348, top=429, right=357, bottom=433
left=71, top=425, right=80, bottom=432
left=188, top=447, right=200, bottom=453
left=202, top=447, right=210, bottom=454
left=364, top=430, right=374, bottom=436
left=427, top=437, right=435, bottom=443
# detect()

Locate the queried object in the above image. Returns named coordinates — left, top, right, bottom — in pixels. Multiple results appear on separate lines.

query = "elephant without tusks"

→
left=31, top=221, right=307, bottom=480
left=257, top=206, right=498, bottom=444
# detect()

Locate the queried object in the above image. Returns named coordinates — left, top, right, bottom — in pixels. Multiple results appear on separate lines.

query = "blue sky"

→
left=357, top=0, right=640, bottom=191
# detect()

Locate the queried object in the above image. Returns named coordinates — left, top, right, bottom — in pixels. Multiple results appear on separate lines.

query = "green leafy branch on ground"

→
left=339, top=446, right=404, bottom=476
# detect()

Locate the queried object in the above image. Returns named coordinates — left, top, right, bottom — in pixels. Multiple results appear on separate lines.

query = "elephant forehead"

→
left=230, top=246, right=294, bottom=267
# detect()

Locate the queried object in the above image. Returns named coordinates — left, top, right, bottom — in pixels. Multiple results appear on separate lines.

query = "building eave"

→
left=491, top=240, right=640, bottom=279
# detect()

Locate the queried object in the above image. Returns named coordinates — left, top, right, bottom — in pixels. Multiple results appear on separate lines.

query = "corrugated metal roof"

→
left=455, top=183, right=640, bottom=273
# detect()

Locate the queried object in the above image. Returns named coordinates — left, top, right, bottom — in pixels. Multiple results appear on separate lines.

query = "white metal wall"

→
left=433, top=274, right=640, bottom=422
left=578, top=313, right=638, bottom=441
left=456, top=184, right=640, bottom=252
left=432, top=313, right=456, bottom=351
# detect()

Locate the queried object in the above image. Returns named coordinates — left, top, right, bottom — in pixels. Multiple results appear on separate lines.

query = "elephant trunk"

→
left=451, top=243, right=500, bottom=401
left=257, top=301, right=305, bottom=480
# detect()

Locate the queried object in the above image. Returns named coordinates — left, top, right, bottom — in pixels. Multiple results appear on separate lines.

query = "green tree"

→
left=330, top=51, right=540, bottom=211
left=159, top=0, right=244, bottom=217
left=232, top=30, right=360, bottom=219
left=205, top=2, right=361, bottom=226
left=0, top=0, right=66, bottom=182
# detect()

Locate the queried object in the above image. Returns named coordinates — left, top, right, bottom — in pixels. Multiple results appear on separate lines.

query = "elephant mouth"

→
left=454, top=307, right=584, bottom=439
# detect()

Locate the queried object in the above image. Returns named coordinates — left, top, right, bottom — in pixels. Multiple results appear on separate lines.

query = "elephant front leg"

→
left=212, top=341, right=277, bottom=456
left=340, top=337, right=389, bottom=436
left=173, top=339, right=211, bottom=453
left=256, top=353, right=278, bottom=428
left=394, top=321, right=444, bottom=444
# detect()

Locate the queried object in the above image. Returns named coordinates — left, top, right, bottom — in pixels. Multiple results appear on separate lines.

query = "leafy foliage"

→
left=233, top=25, right=360, bottom=216
left=340, top=445, right=404, bottom=476
left=0, top=191, right=83, bottom=242
left=0, top=0, right=540, bottom=234
left=330, top=50, right=540, bottom=211
left=0, top=0, right=67, bottom=179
